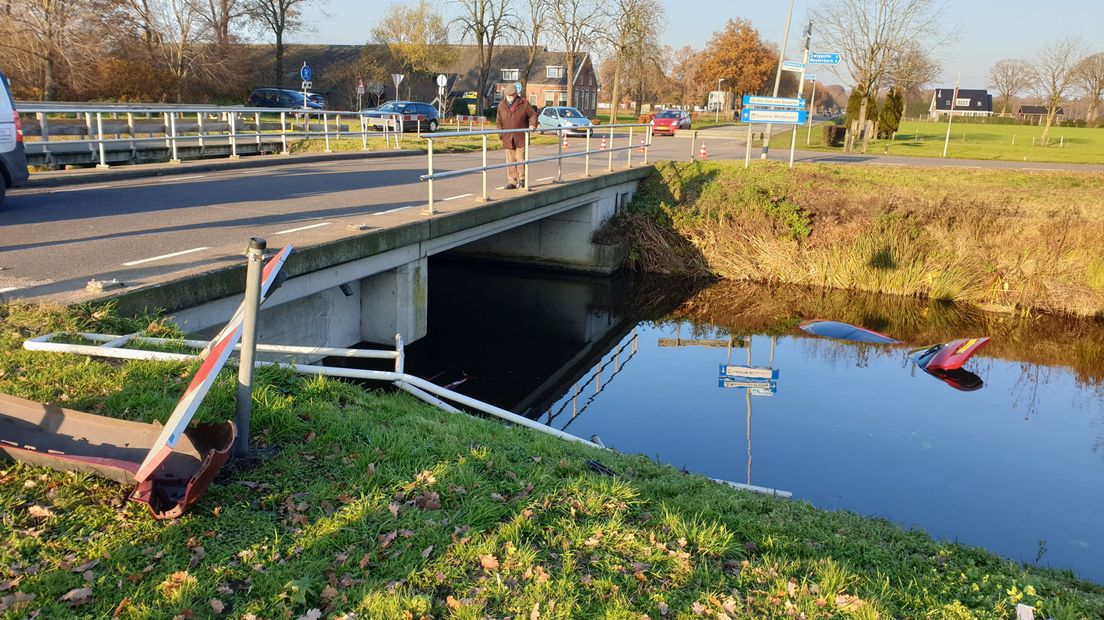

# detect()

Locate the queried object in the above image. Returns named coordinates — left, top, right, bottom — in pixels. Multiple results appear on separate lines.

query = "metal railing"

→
left=16, top=103, right=413, bottom=168
left=418, top=122, right=653, bottom=214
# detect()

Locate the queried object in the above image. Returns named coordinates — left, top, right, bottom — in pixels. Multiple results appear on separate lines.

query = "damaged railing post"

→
left=235, top=237, right=267, bottom=458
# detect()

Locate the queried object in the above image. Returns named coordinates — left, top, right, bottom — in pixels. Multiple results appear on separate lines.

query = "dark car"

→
left=247, top=87, right=323, bottom=110
left=361, top=101, right=440, bottom=132
left=0, top=70, right=30, bottom=206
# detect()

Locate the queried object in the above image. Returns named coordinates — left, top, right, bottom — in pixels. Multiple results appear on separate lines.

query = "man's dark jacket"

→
left=496, top=97, right=537, bottom=149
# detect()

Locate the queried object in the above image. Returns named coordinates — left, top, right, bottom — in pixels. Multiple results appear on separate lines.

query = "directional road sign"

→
left=805, top=74, right=816, bottom=81
left=300, top=63, right=312, bottom=82
left=808, top=52, right=842, bottom=65
left=719, top=364, right=780, bottom=380
left=717, top=378, right=778, bottom=395
left=781, top=60, right=806, bottom=72
left=742, top=95, right=805, bottom=108
left=741, top=108, right=808, bottom=124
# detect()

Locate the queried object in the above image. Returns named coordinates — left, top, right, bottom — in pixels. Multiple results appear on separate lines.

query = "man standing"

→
left=496, top=82, right=537, bottom=190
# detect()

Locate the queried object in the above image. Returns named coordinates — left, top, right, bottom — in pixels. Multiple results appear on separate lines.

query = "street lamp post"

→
left=716, top=78, right=725, bottom=123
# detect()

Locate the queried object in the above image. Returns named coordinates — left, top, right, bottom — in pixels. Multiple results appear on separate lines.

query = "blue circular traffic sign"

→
left=300, top=64, right=312, bottom=81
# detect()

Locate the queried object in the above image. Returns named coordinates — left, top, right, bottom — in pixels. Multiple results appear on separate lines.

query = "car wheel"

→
left=0, top=181, right=6, bottom=206
left=428, top=119, right=439, bottom=132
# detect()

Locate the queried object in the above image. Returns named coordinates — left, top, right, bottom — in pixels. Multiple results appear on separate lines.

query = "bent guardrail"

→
left=418, top=122, right=653, bottom=214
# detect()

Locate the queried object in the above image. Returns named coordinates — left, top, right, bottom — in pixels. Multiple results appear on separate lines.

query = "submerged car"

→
left=651, top=109, right=691, bottom=135
left=537, top=106, right=593, bottom=136
left=362, top=101, right=440, bottom=132
left=0, top=70, right=29, bottom=206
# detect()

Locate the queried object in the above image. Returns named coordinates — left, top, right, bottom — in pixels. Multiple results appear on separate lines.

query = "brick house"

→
left=1016, top=105, right=1065, bottom=124
left=449, top=46, right=601, bottom=117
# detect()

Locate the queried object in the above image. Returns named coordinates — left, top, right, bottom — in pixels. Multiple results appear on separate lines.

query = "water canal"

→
left=337, top=258, right=1104, bottom=582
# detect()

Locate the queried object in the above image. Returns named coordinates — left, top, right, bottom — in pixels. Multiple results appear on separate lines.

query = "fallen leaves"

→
left=27, top=504, right=56, bottom=520
left=59, top=587, right=93, bottom=606
left=479, top=554, right=500, bottom=571
left=209, top=598, right=225, bottom=614
left=0, top=592, right=35, bottom=613
left=159, top=570, right=197, bottom=599
left=378, top=531, right=398, bottom=549
left=414, top=491, right=440, bottom=511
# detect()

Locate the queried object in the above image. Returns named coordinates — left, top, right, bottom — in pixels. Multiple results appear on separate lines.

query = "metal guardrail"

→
left=418, top=122, right=653, bottom=214
left=15, top=103, right=414, bottom=167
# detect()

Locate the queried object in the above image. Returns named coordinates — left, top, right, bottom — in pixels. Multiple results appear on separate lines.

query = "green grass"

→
left=771, top=120, right=1104, bottom=165
left=1, top=302, right=1103, bottom=619
left=617, top=160, right=1104, bottom=316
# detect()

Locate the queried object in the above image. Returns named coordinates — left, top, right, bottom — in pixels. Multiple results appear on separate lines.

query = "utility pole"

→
left=761, top=0, right=796, bottom=159
left=942, top=72, right=960, bottom=158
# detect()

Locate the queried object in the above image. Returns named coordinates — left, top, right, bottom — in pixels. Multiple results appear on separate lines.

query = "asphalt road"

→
left=2, top=127, right=1101, bottom=306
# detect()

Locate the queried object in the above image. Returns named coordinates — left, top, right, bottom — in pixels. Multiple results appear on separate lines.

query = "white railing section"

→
left=418, top=123, right=653, bottom=214
left=15, top=103, right=416, bottom=167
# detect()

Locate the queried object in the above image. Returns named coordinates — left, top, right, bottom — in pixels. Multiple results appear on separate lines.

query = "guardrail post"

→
left=229, top=112, right=239, bottom=159
left=627, top=126, right=633, bottom=168
left=691, top=130, right=698, bottom=160
left=235, top=237, right=266, bottom=459
left=584, top=127, right=591, bottom=177
left=643, top=124, right=651, bottom=165
left=556, top=129, right=563, bottom=182
left=36, top=112, right=50, bottom=143
left=197, top=112, right=206, bottom=154
left=480, top=133, right=489, bottom=201
left=334, top=113, right=341, bottom=138
left=323, top=113, right=331, bottom=152
left=523, top=131, right=531, bottom=192
left=425, top=137, right=435, bottom=215
left=607, top=125, right=614, bottom=171
left=168, top=112, right=180, bottom=163
left=361, top=115, right=368, bottom=151
left=255, top=112, right=261, bottom=147
left=280, top=112, right=288, bottom=154
left=161, top=112, right=170, bottom=150
left=95, top=112, right=109, bottom=169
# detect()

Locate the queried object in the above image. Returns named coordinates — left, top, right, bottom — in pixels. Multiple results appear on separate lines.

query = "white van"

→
left=0, top=70, right=30, bottom=206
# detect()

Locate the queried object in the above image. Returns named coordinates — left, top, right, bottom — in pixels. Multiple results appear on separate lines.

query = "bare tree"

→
left=547, top=0, right=605, bottom=108
left=452, top=0, right=518, bottom=115
left=1073, top=52, right=1104, bottom=123
left=200, top=0, right=248, bottom=46
left=518, top=0, right=548, bottom=92
left=813, top=0, right=950, bottom=152
left=987, top=59, right=1034, bottom=116
left=887, top=42, right=938, bottom=118
left=0, top=0, right=91, bottom=99
left=602, top=0, right=664, bottom=123
left=247, top=0, right=315, bottom=86
left=1031, top=37, right=1083, bottom=145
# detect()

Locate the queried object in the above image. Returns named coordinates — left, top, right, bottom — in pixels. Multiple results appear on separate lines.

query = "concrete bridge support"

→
left=360, top=257, right=428, bottom=346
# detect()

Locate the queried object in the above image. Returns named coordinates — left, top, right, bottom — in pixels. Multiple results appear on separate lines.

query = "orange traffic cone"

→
left=561, top=132, right=569, bottom=148
left=599, top=137, right=607, bottom=150
left=638, top=138, right=646, bottom=152
left=699, top=141, right=708, bottom=159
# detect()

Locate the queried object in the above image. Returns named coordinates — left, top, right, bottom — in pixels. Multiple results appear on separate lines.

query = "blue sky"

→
left=303, top=0, right=1103, bottom=89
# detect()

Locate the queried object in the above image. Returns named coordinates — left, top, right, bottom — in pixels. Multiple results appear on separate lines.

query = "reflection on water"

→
left=398, top=260, right=1104, bottom=583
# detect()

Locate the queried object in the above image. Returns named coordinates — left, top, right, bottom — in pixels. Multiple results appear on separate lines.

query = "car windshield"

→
left=377, top=102, right=405, bottom=112
left=558, top=108, right=583, bottom=118
left=656, top=111, right=680, bottom=118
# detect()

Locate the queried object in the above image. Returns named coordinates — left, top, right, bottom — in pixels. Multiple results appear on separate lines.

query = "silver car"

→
left=537, top=106, right=593, bottom=136
left=0, top=70, right=29, bottom=206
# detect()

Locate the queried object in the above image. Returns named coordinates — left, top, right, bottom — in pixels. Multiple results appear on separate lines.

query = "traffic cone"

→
left=561, top=132, right=569, bottom=148
left=599, top=137, right=607, bottom=150
left=699, top=141, right=708, bottom=159
left=638, top=137, right=646, bottom=152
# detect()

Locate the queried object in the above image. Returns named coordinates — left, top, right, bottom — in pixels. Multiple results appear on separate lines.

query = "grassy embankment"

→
left=768, top=120, right=1104, bottom=165
left=3, top=304, right=1104, bottom=618
left=610, top=160, right=1104, bottom=317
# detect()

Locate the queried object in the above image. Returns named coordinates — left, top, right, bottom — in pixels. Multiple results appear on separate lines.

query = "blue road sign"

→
left=808, top=52, right=842, bottom=65
left=300, top=63, right=312, bottom=81
left=742, top=95, right=805, bottom=108
left=741, top=108, right=808, bottom=124
left=719, top=364, right=780, bottom=380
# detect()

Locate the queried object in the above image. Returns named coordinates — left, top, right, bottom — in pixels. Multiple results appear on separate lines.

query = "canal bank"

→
left=3, top=299, right=1104, bottom=618
left=610, top=160, right=1104, bottom=318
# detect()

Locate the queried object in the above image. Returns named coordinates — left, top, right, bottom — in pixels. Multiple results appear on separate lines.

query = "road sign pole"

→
left=807, top=80, right=817, bottom=146
left=943, top=72, right=960, bottom=158
left=235, top=237, right=266, bottom=459
left=789, top=25, right=811, bottom=168
left=745, top=123, right=753, bottom=168
left=763, top=0, right=796, bottom=159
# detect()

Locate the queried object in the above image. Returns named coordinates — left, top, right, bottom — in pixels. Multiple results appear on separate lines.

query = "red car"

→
left=651, top=109, right=691, bottom=135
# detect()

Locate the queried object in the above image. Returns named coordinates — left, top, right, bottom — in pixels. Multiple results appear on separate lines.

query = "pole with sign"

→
left=356, top=78, right=365, bottom=111
left=763, top=0, right=797, bottom=159
left=436, top=74, right=447, bottom=117
left=787, top=22, right=812, bottom=168
left=806, top=75, right=817, bottom=145
left=391, top=73, right=404, bottom=101
left=300, top=62, right=312, bottom=111
left=807, top=52, right=842, bottom=65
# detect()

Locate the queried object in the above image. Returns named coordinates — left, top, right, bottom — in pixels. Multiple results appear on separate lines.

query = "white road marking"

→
left=0, top=287, right=20, bottom=294
left=536, top=176, right=555, bottom=182
left=165, top=175, right=205, bottom=181
left=123, top=246, right=210, bottom=266
left=50, top=185, right=113, bottom=193
left=441, top=193, right=473, bottom=201
left=375, top=206, right=414, bottom=215
left=275, top=222, right=331, bottom=235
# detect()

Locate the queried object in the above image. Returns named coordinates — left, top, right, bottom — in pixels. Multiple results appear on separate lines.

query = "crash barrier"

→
left=22, top=330, right=792, bottom=499
left=15, top=102, right=411, bottom=168
left=418, top=123, right=653, bottom=214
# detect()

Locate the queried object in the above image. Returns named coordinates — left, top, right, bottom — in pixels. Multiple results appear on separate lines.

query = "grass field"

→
left=2, top=303, right=1104, bottom=619
left=767, top=120, right=1104, bottom=164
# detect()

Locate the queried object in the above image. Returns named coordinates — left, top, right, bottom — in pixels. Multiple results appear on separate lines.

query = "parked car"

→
left=246, top=87, right=323, bottom=110
left=361, top=101, right=440, bottom=132
left=651, top=109, right=691, bottom=135
left=306, top=93, right=326, bottom=109
left=537, top=106, right=593, bottom=136
left=0, top=70, right=29, bottom=206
